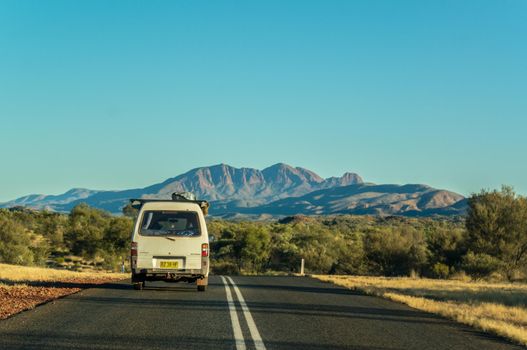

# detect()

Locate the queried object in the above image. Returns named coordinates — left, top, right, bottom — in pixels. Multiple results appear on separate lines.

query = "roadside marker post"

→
left=300, top=258, right=305, bottom=276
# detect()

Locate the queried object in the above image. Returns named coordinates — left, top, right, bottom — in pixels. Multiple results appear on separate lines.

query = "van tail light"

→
left=131, top=242, right=138, bottom=256
left=201, top=243, right=209, bottom=257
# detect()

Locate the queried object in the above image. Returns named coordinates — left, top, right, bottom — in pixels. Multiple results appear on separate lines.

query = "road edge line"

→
left=226, top=276, right=267, bottom=350
left=221, top=276, right=246, bottom=350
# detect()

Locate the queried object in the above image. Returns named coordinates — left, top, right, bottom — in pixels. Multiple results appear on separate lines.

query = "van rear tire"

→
left=197, top=285, right=206, bottom=292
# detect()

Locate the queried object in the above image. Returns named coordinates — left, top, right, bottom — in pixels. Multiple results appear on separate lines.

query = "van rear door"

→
left=136, top=209, right=203, bottom=270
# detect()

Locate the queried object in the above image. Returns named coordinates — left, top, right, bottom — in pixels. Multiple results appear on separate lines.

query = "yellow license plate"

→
left=160, top=261, right=179, bottom=269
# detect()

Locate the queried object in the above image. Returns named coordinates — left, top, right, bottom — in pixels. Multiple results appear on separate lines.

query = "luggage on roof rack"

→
left=129, top=192, right=209, bottom=215
left=171, top=192, right=196, bottom=201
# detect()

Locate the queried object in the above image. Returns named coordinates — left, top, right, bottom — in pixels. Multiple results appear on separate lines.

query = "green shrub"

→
left=364, top=226, right=428, bottom=276
left=462, top=251, right=502, bottom=279
left=465, top=186, right=527, bottom=281
left=0, top=215, right=35, bottom=265
left=212, top=261, right=240, bottom=275
left=431, top=262, right=450, bottom=279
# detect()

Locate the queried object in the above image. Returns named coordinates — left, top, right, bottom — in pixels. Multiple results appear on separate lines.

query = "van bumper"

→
left=132, top=268, right=208, bottom=283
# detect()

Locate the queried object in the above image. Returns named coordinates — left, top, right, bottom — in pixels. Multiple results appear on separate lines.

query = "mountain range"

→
left=0, top=163, right=467, bottom=217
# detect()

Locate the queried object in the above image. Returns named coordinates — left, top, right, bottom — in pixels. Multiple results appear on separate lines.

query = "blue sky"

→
left=1, top=0, right=526, bottom=202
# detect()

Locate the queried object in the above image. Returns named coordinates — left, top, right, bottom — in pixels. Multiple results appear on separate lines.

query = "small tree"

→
left=364, top=226, right=428, bottom=276
left=465, top=186, right=527, bottom=280
left=238, top=225, right=271, bottom=272
left=425, top=222, right=467, bottom=277
left=0, top=213, right=35, bottom=265
left=103, top=216, right=134, bottom=262
left=66, top=203, right=110, bottom=258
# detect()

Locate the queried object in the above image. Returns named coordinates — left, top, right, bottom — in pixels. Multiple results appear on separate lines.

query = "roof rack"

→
left=129, top=193, right=209, bottom=215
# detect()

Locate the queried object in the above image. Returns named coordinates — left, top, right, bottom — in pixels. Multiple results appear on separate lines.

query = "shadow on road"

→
left=60, top=293, right=451, bottom=327
left=0, top=331, right=405, bottom=350
left=233, top=281, right=356, bottom=296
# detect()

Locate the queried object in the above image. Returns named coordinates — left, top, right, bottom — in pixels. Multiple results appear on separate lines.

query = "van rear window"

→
left=139, top=211, right=201, bottom=237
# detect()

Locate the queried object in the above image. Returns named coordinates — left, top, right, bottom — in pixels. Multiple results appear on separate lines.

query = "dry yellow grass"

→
left=314, top=275, right=527, bottom=347
left=0, top=263, right=127, bottom=319
left=0, top=263, right=127, bottom=282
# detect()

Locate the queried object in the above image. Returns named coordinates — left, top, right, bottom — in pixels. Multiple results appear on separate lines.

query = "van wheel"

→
left=133, top=282, right=144, bottom=290
left=197, top=285, right=206, bottom=292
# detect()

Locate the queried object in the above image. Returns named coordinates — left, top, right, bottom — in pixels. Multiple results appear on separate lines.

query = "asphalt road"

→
left=0, top=276, right=522, bottom=350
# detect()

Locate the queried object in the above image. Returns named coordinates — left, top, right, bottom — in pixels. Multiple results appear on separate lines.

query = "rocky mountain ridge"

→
left=0, top=163, right=466, bottom=217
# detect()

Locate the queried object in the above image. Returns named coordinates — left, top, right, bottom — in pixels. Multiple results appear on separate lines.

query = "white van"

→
left=129, top=196, right=210, bottom=291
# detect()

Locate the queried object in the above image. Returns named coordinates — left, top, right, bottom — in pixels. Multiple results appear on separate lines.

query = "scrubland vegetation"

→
left=1, top=186, right=526, bottom=282
left=209, top=186, right=527, bottom=282
left=0, top=203, right=132, bottom=271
